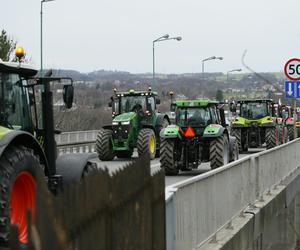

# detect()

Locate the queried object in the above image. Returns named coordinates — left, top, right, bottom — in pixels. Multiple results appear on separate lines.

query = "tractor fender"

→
left=159, top=125, right=181, bottom=139
left=56, top=153, right=97, bottom=187
left=203, top=125, right=227, bottom=138
left=0, top=130, right=48, bottom=171
left=141, top=124, right=156, bottom=131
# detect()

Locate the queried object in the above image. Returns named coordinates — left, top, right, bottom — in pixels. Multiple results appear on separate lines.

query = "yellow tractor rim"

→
left=149, top=135, right=155, bottom=154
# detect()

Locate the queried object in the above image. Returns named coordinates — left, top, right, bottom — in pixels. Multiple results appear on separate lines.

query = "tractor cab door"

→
left=0, top=73, right=33, bottom=133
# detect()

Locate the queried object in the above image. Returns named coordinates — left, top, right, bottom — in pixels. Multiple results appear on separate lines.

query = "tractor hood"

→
left=113, top=112, right=137, bottom=123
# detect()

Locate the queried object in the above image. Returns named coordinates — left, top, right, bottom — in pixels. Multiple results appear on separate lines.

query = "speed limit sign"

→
left=284, top=58, right=300, bottom=80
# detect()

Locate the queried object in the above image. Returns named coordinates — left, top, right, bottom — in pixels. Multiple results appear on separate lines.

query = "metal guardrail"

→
left=55, top=130, right=98, bottom=155
left=165, top=138, right=300, bottom=250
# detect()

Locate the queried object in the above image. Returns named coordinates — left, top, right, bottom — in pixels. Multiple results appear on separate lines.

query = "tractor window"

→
left=240, top=102, right=269, bottom=119
left=0, top=73, right=32, bottom=131
left=120, top=96, right=146, bottom=113
left=147, top=97, right=155, bottom=111
left=176, top=107, right=211, bottom=126
left=210, top=107, right=219, bottom=124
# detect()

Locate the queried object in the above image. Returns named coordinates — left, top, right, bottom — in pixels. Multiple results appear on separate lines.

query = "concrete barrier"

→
left=166, top=139, right=300, bottom=250
left=55, top=130, right=98, bottom=155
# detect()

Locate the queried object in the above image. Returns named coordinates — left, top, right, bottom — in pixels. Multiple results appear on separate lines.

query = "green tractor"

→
left=96, top=88, right=170, bottom=160
left=159, top=99, right=239, bottom=175
left=0, top=50, right=96, bottom=247
left=230, top=99, right=280, bottom=152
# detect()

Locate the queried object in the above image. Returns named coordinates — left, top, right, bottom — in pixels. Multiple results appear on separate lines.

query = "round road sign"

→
left=284, top=58, right=300, bottom=80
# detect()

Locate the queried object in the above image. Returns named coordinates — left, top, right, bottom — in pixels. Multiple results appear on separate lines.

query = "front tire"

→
left=137, top=129, right=156, bottom=159
left=160, top=139, right=179, bottom=175
left=96, top=129, right=115, bottom=161
left=0, top=146, right=43, bottom=248
left=210, top=135, right=229, bottom=169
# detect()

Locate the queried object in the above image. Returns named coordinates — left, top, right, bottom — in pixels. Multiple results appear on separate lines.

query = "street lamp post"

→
left=152, top=34, right=182, bottom=84
left=227, top=68, right=242, bottom=82
left=41, top=0, right=55, bottom=75
left=201, top=56, right=223, bottom=81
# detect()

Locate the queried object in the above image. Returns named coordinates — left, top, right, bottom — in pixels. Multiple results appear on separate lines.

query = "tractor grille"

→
left=112, top=124, right=130, bottom=140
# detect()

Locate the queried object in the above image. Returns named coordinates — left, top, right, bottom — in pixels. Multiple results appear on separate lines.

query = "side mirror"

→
left=63, top=85, right=74, bottom=109
left=156, top=98, right=161, bottom=105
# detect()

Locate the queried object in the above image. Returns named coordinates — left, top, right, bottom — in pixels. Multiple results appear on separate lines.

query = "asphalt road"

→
left=90, top=148, right=265, bottom=187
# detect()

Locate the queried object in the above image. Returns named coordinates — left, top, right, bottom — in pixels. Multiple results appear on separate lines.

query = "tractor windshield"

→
left=0, top=73, right=32, bottom=130
left=176, top=107, right=211, bottom=126
left=240, top=102, right=269, bottom=119
left=120, top=95, right=146, bottom=113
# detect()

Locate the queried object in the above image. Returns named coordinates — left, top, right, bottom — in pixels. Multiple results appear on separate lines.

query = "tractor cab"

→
left=110, top=87, right=160, bottom=118
left=238, top=99, right=273, bottom=120
left=174, top=100, right=221, bottom=137
left=0, top=62, right=36, bottom=133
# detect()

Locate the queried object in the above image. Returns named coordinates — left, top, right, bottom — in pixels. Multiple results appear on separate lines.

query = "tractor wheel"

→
left=210, top=135, right=229, bottom=169
left=156, top=118, right=170, bottom=157
left=160, top=139, right=179, bottom=175
left=288, top=126, right=295, bottom=141
left=266, top=127, right=277, bottom=149
left=230, top=139, right=239, bottom=162
left=230, top=128, right=242, bottom=152
left=278, top=126, right=287, bottom=144
left=0, top=146, right=43, bottom=248
left=116, top=151, right=133, bottom=159
left=137, top=129, right=156, bottom=159
left=96, top=129, right=115, bottom=161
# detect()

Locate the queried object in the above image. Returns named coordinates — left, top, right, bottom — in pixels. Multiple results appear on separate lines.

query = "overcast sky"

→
left=1, top=0, right=298, bottom=74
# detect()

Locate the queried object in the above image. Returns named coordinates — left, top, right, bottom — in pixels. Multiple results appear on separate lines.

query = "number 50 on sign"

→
left=284, top=58, right=300, bottom=81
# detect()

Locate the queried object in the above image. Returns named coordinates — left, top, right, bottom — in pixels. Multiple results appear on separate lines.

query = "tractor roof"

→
left=115, top=89, right=158, bottom=97
left=236, top=99, right=273, bottom=104
left=0, top=60, right=38, bottom=77
left=175, top=99, right=219, bottom=107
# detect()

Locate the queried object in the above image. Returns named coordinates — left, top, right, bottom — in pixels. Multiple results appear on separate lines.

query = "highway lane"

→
left=90, top=148, right=265, bottom=187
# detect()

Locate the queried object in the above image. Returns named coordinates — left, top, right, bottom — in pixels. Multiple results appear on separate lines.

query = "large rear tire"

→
left=288, top=126, right=295, bottom=141
left=230, top=128, right=242, bottom=152
left=0, top=146, right=43, bottom=248
left=266, top=127, right=277, bottom=149
left=160, top=139, right=179, bottom=175
left=155, top=118, right=170, bottom=157
left=210, top=135, right=229, bottom=169
left=137, top=129, right=156, bottom=160
left=230, top=139, right=239, bottom=162
left=96, top=129, right=115, bottom=161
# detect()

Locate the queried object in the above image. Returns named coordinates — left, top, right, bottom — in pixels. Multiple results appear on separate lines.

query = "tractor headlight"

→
left=112, top=121, right=118, bottom=125
left=121, top=121, right=130, bottom=125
